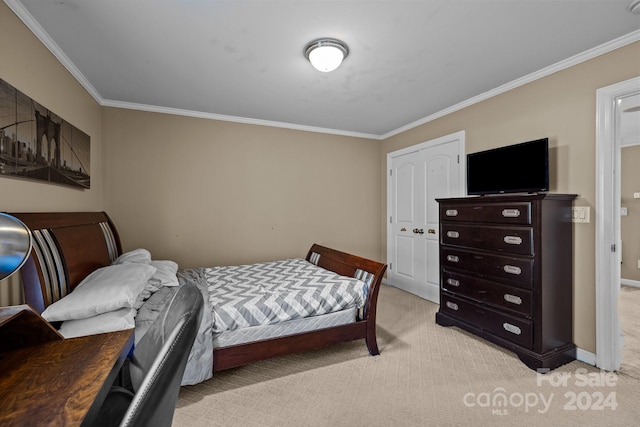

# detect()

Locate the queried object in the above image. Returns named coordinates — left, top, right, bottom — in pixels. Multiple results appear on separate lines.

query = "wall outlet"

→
left=621, top=207, right=628, bottom=216
left=572, top=207, right=590, bottom=223
left=634, top=192, right=640, bottom=199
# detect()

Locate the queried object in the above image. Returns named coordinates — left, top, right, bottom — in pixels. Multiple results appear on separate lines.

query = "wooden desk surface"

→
left=0, top=305, right=63, bottom=352
left=0, top=328, right=134, bottom=427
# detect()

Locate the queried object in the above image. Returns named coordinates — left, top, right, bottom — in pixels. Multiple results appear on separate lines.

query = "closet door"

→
left=387, top=133, right=463, bottom=303
left=389, top=149, right=428, bottom=299
left=422, top=141, right=461, bottom=302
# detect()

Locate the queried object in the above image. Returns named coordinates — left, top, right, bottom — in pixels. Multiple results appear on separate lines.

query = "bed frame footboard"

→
left=212, top=243, right=386, bottom=372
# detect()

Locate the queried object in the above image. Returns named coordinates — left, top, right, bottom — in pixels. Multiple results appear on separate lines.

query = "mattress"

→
left=212, top=306, right=357, bottom=348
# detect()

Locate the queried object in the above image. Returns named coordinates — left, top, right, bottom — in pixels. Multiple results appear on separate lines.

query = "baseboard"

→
left=576, top=347, right=597, bottom=366
left=621, top=278, right=640, bottom=288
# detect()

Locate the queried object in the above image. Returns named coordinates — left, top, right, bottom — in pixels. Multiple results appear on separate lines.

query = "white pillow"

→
left=58, top=308, right=136, bottom=338
left=41, top=263, right=156, bottom=322
left=149, top=260, right=179, bottom=287
left=113, top=248, right=152, bottom=265
left=112, top=249, right=179, bottom=287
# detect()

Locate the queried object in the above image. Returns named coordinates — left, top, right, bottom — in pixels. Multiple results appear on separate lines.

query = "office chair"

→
left=94, top=284, right=204, bottom=427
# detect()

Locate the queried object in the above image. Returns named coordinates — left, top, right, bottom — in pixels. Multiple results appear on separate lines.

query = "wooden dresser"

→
left=435, top=193, right=577, bottom=371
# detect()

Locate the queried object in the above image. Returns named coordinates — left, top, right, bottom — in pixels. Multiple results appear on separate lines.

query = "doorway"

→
left=619, top=93, right=640, bottom=378
left=386, top=131, right=465, bottom=303
left=595, top=76, right=640, bottom=371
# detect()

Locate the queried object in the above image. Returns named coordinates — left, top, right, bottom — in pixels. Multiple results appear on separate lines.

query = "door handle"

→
left=412, top=228, right=424, bottom=234
left=428, top=229, right=436, bottom=234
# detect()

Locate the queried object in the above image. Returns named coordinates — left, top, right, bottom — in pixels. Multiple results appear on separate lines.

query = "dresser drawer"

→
left=440, top=202, right=532, bottom=225
left=440, top=293, right=533, bottom=349
left=441, top=223, right=534, bottom=255
left=441, top=269, right=532, bottom=317
left=441, top=247, right=533, bottom=288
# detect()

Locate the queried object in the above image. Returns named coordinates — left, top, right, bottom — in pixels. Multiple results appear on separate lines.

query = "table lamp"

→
left=0, top=212, right=33, bottom=281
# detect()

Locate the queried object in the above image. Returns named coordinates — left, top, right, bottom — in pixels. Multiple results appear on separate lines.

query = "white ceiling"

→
left=5, top=0, right=640, bottom=139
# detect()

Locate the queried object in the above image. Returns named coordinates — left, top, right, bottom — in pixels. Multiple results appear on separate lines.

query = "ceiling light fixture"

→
left=304, top=38, right=349, bottom=72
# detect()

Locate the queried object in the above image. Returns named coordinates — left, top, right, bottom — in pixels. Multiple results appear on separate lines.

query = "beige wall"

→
left=102, top=108, right=381, bottom=268
left=3, top=0, right=640, bottom=354
left=0, top=3, right=103, bottom=302
left=622, top=144, right=640, bottom=282
left=381, top=42, right=640, bottom=353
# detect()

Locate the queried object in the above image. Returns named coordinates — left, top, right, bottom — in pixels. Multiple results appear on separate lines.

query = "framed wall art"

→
left=0, top=78, right=90, bottom=189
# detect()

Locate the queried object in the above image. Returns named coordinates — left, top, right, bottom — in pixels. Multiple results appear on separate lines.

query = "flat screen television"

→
left=466, top=138, right=549, bottom=195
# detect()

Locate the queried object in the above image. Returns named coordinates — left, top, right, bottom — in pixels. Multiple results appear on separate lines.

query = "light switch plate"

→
left=572, top=207, right=590, bottom=223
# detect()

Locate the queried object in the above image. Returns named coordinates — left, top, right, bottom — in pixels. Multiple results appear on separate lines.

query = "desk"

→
left=0, top=306, right=134, bottom=427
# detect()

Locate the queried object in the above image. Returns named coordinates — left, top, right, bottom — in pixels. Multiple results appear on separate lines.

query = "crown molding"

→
left=5, top=0, right=378, bottom=140
left=3, top=0, right=105, bottom=104
left=101, top=99, right=381, bottom=140
left=6, top=0, right=638, bottom=141
left=382, top=29, right=640, bottom=140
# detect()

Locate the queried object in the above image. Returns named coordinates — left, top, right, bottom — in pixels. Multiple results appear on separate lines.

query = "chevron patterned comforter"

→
left=200, top=258, right=367, bottom=334
left=138, top=258, right=367, bottom=385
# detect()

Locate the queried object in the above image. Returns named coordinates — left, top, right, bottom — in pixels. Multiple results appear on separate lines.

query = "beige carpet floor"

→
left=620, top=285, right=640, bottom=380
left=173, top=284, right=640, bottom=426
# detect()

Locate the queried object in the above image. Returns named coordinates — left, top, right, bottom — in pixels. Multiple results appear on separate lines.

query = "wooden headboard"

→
left=10, top=212, right=122, bottom=314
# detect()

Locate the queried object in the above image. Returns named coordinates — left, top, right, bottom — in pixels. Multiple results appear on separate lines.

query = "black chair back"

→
left=121, top=284, right=204, bottom=426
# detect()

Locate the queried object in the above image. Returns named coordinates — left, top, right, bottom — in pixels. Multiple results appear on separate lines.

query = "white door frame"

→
left=386, top=130, right=466, bottom=300
left=595, top=76, right=640, bottom=371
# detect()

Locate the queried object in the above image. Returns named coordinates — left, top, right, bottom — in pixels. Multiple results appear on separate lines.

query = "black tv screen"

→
left=466, top=138, right=549, bottom=195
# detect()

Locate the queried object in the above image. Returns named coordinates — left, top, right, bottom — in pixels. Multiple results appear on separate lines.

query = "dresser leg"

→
left=516, top=344, right=577, bottom=371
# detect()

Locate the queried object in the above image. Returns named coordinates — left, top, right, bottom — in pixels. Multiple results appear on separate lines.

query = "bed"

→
left=12, top=211, right=387, bottom=384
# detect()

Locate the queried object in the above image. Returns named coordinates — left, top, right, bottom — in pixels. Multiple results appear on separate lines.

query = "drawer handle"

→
left=446, top=301, right=459, bottom=311
left=446, top=278, right=460, bottom=287
left=446, top=231, right=459, bottom=238
left=503, top=265, right=522, bottom=275
left=447, top=255, right=459, bottom=263
left=504, top=294, right=523, bottom=305
left=502, top=209, right=521, bottom=218
left=503, top=236, right=522, bottom=245
left=503, top=322, right=522, bottom=335
left=445, top=209, right=459, bottom=217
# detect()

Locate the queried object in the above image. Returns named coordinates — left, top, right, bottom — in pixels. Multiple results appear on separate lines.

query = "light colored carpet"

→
left=173, top=284, right=640, bottom=426
left=620, top=285, right=640, bottom=380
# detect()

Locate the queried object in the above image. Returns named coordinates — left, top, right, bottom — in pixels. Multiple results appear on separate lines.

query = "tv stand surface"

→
left=476, top=191, right=547, bottom=197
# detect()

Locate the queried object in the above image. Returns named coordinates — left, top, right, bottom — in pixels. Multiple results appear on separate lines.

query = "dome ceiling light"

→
left=304, top=38, right=349, bottom=72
